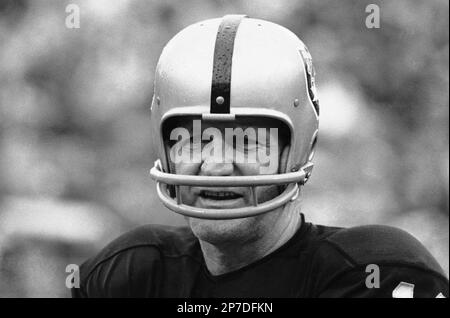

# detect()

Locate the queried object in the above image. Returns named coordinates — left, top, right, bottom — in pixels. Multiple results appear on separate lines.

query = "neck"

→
left=199, top=204, right=302, bottom=276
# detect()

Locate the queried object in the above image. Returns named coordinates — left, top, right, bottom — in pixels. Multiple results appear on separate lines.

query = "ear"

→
left=279, top=145, right=290, bottom=173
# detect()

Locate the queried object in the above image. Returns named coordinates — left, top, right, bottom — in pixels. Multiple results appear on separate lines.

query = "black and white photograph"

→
left=0, top=0, right=448, bottom=302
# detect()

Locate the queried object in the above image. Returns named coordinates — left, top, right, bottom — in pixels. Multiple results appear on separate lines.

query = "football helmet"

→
left=149, top=15, right=319, bottom=219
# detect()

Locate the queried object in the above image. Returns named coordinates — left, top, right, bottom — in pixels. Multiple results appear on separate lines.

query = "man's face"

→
left=164, top=117, right=289, bottom=245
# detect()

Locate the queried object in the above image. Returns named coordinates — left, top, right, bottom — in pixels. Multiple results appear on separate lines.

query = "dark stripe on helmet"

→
left=210, top=15, right=246, bottom=114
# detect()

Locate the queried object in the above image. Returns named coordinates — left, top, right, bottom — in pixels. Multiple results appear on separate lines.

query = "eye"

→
left=189, top=135, right=213, bottom=150
left=243, top=136, right=260, bottom=153
left=168, top=134, right=187, bottom=148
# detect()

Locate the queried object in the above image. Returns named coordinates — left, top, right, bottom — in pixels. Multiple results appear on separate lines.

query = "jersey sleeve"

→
left=311, top=225, right=449, bottom=298
left=72, top=244, right=163, bottom=298
left=70, top=224, right=201, bottom=298
left=317, top=264, right=448, bottom=298
left=70, top=225, right=171, bottom=298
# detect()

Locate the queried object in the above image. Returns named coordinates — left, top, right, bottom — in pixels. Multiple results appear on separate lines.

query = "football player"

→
left=73, top=15, right=449, bottom=298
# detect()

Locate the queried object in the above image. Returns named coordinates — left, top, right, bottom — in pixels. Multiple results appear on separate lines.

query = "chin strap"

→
left=149, top=160, right=313, bottom=220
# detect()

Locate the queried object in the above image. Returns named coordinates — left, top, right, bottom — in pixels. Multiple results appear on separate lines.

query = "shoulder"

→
left=73, top=224, right=200, bottom=297
left=82, top=224, right=200, bottom=272
left=308, top=224, right=448, bottom=297
left=324, top=224, right=445, bottom=275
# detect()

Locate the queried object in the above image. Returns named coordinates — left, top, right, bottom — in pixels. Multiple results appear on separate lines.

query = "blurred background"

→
left=0, top=0, right=448, bottom=297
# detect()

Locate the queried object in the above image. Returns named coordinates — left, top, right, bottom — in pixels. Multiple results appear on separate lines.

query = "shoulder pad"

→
left=325, top=225, right=445, bottom=276
left=82, top=224, right=199, bottom=272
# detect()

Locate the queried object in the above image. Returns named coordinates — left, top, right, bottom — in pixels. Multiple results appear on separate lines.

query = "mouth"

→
left=199, top=190, right=243, bottom=201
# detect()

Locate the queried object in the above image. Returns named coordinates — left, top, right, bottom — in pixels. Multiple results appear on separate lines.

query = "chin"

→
left=187, top=216, right=260, bottom=246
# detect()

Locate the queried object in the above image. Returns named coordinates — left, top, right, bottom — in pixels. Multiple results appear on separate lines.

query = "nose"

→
left=200, top=142, right=234, bottom=176
left=200, top=158, right=234, bottom=176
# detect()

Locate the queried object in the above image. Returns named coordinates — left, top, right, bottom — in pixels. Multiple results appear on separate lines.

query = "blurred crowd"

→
left=0, top=0, right=448, bottom=297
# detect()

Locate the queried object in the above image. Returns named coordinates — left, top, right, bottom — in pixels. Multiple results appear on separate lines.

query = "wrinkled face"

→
left=163, top=117, right=290, bottom=245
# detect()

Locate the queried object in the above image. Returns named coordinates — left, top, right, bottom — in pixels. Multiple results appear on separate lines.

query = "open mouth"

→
left=199, top=190, right=243, bottom=200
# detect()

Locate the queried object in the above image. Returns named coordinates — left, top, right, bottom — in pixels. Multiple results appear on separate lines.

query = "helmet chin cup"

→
left=149, top=159, right=313, bottom=219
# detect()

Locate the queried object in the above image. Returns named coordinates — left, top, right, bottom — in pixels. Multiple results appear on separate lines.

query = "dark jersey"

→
left=72, top=214, right=449, bottom=298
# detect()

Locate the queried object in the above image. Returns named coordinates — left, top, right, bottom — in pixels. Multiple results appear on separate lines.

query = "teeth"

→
left=201, top=190, right=241, bottom=199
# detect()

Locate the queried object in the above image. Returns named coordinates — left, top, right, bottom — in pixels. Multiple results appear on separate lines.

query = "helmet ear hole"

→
left=308, top=131, right=318, bottom=162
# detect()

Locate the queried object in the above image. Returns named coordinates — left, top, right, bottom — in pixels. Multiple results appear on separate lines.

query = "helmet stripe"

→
left=210, top=15, right=246, bottom=114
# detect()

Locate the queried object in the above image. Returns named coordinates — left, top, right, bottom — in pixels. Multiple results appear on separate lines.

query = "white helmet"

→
left=150, top=15, right=319, bottom=219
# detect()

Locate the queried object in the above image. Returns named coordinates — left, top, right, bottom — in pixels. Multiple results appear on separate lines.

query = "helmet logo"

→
left=299, top=47, right=320, bottom=116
